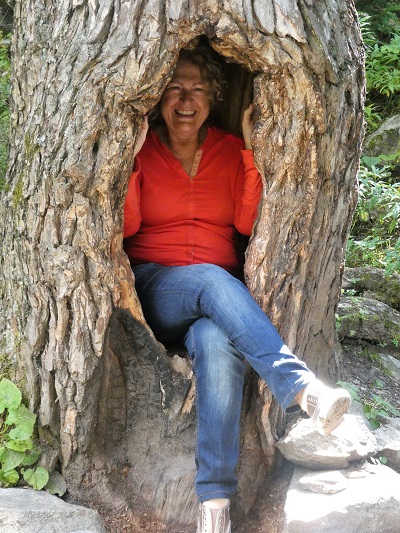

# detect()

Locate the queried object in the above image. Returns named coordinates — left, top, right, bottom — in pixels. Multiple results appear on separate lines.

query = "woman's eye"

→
left=193, top=87, right=204, bottom=92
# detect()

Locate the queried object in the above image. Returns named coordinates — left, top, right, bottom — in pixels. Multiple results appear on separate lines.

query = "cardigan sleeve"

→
left=233, top=150, right=263, bottom=236
left=123, top=158, right=142, bottom=238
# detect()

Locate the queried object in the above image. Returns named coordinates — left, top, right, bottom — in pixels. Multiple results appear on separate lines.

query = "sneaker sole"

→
left=318, top=395, right=351, bottom=436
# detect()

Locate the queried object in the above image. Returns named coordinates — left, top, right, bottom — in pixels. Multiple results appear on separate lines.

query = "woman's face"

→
left=160, top=60, right=211, bottom=140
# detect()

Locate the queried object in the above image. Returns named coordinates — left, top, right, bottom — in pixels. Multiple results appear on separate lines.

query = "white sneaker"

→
left=197, top=502, right=231, bottom=533
left=300, top=380, right=351, bottom=435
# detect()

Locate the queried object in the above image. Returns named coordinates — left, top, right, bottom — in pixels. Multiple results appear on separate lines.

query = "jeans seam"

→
left=198, top=489, right=236, bottom=498
left=188, top=327, right=200, bottom=474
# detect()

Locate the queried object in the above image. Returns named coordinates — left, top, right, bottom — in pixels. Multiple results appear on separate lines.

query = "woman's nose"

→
left=179, top=89, right=192, bottom=101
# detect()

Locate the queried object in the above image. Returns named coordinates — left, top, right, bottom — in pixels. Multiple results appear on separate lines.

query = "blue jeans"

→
left=132, top=263, right=315, bottom=501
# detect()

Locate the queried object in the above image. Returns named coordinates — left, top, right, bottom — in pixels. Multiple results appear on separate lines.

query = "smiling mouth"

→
left=175, top=110, right=196, bottom=116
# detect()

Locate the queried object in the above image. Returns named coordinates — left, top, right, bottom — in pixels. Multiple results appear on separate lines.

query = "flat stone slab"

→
left=0, top=488, right=106, bottom=533
left=284, top=463, right=400, bottom=533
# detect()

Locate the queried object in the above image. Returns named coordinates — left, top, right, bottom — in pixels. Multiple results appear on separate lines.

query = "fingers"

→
left=242, top=103, right=256, bottom=150
left=243, top=103, right=254, bottom=119
left=133, top=114, right=149, bottom=158
left=242, top=103, right=256, bottom=129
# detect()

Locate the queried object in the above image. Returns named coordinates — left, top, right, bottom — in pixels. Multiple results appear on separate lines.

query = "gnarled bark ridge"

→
left=0, top=0, right=364, bottom=527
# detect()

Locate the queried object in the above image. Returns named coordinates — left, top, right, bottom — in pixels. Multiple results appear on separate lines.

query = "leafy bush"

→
left=359, top=12, right=400, bottom=132
left=350, top=10, right=400, bottom=274
left=357, top=1, right=400, bottom=39
left=0, top=378, right=49, bottom=489
left=337, top=380, right=400, bottom=430
left=346, top=163, right=400, bottom=274
left=363, top=103, right=383, bottom=132
left=366, top=34, right=400, bottom=98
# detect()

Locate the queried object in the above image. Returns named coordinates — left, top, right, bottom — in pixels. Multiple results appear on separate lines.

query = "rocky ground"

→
left=96, top=340, right=400, bottom=533
left=96, top=267, right=400, bottom=532
left=97, top=458, right=293, bottom=533
left=341, top=342, right=400, bottom=413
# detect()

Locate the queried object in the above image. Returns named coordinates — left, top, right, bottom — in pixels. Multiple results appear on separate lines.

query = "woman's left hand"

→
left=242, top=103, right=256, bottom=150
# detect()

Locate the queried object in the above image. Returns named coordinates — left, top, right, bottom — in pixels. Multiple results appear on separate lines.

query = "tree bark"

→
left=0, top=0, right=364, bottom=527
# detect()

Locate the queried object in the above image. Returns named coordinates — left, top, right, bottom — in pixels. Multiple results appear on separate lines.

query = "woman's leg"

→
left=133, top=262, right=313, bottom=411
left=184, top=317, right=246, bottom=502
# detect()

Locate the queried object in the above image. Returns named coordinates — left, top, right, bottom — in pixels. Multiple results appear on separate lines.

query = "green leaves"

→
left=0, top=378, right=22, bottom=413
left=366, top=35, right=400, bottom=98
left=346, top=163, right=400, bottom=274
left=0, top=448, right=26, bottom=472
left=337, top=380, right=400, bottom=430
left=0, top=378, right=49, bottom=490
left=23, top=467, right=49, bottom=491
left=6, top=404, right=36, bottom=441
left=0, top=469, right=19, bottom=486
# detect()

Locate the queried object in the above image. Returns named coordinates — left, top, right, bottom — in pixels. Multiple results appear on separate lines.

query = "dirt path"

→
left=98, top=459, right=293, bottom=533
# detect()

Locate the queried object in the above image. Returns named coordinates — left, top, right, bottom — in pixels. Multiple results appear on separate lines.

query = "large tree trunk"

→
left=0, top=0, right=364, bottom=528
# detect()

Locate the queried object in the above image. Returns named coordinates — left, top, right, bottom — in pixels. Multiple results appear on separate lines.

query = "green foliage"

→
left=0, top=33, right=10, bottom=189
left=23, top=466, right=49, bottom=490
left=359, top=12, right=400, bottom=131
left=0, top=378, right=49, bottom=490
left=366, top=34, right=400, bottom=97
left=363, top=103, right=383, bottom=132
left=337, top=380, right=400, bottom=430
left=346, top=163, right=400, bottom=273
left=357, top=2, right=400, bottom=38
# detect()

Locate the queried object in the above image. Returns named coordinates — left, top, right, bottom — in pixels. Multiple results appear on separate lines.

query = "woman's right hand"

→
left=242, top=103, right=255, bottom=150
left=133, top=115, right=149, bottom=158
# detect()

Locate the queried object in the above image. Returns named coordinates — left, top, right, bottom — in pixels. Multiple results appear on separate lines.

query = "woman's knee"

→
left=185, top=318, right=245, bottom=371
left=190, top=264, right=246, bottom=301
left=185, top=317, right=227, bottom=351
left=186, top=319, right=245, bottom=414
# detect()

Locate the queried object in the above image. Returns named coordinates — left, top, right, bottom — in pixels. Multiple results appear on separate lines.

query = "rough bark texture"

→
left=0, top=0, right=364, bottom=528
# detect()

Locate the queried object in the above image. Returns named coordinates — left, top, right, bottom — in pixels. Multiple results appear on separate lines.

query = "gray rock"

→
left=337, top=296, right=400, bottom=351
left=363, top=114, right=400, bottom=158
left=284, top=462, right=400, bottom=533
left=377, top=415, right=400, bottom=431
left=297, top=470, right=348, bottom=494
left=380, top=353, right=400, bottom=382
left=276, top=414, right=377, bottom=469
left=374, top=417, right=400, bottom=473
left=343, top=267, right=400, bottom=311
left=348, top=396, right=370, bottom=425
left=342, top=267, right=400, bottom=311
left=0, top=488, right=106, bottom=533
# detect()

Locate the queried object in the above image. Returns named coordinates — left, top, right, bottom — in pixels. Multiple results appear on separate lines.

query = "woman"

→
left=123, top=47, right=351, bottom=533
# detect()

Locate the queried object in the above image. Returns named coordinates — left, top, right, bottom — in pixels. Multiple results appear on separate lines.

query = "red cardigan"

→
left=123, top=127, right=262, bottom=276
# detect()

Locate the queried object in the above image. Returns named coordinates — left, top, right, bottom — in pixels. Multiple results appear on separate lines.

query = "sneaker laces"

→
left=198, top=503, right=231, bottom=533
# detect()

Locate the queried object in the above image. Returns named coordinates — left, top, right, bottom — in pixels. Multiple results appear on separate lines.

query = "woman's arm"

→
left=233, top=104, right=263, bottom=236
left=133, top=115, right=149, bottom=157
left=242, top=103, right=255, bottom=150
left=123, top=160, right=143, bottom=238
left=123, top=116, right=149, bottom=238
left=233, top=151, right=262, bottom=236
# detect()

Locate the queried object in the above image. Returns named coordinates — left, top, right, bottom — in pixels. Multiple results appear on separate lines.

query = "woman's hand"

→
left=242, top=103, right=255, bottom=150
left=133, top=115, right=149, bottom=158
